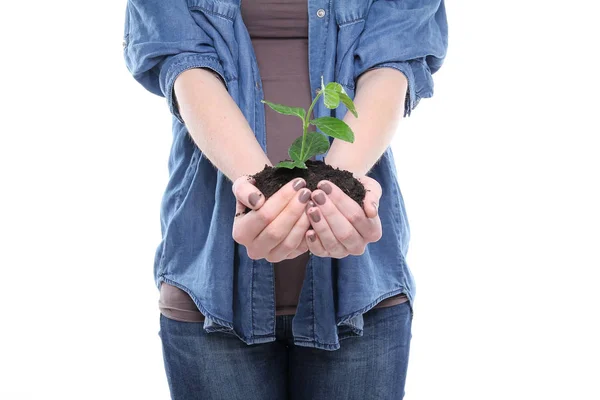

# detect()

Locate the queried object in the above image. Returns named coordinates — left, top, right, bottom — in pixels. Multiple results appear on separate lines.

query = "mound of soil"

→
left=244, top=159, right=366, bottom=214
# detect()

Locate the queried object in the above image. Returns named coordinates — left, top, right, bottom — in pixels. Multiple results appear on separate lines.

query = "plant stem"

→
left=301, top=90, right=322, bottom=160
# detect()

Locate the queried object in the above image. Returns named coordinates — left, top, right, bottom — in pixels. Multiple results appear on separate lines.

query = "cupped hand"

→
left=304, top=176, right=382, bottom=258
left=231, top=174, right=314, bottom=262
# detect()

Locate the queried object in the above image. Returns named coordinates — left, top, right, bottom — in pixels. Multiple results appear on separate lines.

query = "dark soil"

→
left=244, top=159, right=366, bottom=214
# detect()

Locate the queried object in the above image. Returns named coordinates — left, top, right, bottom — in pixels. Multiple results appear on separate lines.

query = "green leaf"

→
left=323, top=82, right=343, bottom=109
left=288, top=136, right=303, bottom=162
left=275, top=160, right=306, bottom=169
left=289, top=132, right=330, bottom=162
left=321, top=81, right=358, bottom=118
left=261, top=100, right=306, bottom=120
left=339, top=92, right=358, bottom=118
left=323, top=90, right=340, bottom=109
left=309, top=117, right=355, bottom=143
left=302, top=131, right=330, bottom=161
left=325, top=82, right=344, bottom=93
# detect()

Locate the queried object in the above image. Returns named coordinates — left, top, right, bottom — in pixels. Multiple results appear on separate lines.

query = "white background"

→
left=1, top=1, right=598, bottom=399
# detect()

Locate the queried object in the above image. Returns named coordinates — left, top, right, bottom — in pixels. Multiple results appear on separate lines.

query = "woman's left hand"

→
left=304, top=176, right=382, bottom=258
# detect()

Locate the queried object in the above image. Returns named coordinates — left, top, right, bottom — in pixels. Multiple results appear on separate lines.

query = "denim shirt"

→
left=123, top=0, right=447, bottom=351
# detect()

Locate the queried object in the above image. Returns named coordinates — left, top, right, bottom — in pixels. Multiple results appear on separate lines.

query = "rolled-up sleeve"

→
left=353, top=0, right=448, bottom=116
left=123, top=0, right=227, bottom=123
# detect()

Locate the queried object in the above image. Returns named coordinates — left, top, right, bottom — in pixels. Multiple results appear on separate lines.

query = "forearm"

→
left=174, top=68, right=272, bottom=182
left=325, top=67, right=407, bottom=177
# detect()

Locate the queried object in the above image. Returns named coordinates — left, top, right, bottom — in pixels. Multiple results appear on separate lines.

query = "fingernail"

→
left=249, top=192, right=261, bottom=207
left=313, top=192, right=326, bottom=205
left=310, top=210, right=321, bottom=223
left=305, top=201, right=314, bottom=213
left=299, top=189, right=311, bottom=204
left=308, top=234, right=316, bottom=242
left=319, top=182, right=332, bottom=195
left=293, top=178, right=306, bottom=191
left=372, top=201, right=378, bottom=215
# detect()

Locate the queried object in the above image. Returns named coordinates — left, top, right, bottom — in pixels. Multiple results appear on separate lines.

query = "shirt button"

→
left=316, top=8, right=326, bottom=18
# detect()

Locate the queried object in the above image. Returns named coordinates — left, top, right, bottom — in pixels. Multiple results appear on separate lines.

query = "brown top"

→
left=158, top=0, right=407, bottom=323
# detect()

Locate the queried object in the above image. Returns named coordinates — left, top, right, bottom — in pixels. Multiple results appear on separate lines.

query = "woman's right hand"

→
left=232, top=175, right=313, bottom=263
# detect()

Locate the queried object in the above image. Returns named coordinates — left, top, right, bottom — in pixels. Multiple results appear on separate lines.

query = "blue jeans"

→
left=158, top=301, right=413, bottom=400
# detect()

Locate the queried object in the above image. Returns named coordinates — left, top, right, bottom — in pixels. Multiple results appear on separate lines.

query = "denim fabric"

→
left=159, top=300, right=413, bottom=399
left=123, top=0, right=447, bottom=350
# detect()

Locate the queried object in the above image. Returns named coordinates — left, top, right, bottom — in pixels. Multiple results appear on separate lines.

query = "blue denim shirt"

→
left=123, top=0, right=447, bottom=351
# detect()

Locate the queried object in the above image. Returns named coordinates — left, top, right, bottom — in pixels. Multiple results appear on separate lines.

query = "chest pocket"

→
left=334, top=18, right=364, bottom=90
left=333, top=0, right=371, bottom=119
left=186, top=0, right=240, bottom=84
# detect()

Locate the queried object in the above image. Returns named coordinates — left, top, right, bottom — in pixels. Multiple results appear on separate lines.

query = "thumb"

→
left=358, top=177, right=381, bottom=219
left=232, top=174, right=265, bottom=211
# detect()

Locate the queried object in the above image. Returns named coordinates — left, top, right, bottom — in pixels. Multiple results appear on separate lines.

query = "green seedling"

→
left=261, top=75, right=359, bottom=169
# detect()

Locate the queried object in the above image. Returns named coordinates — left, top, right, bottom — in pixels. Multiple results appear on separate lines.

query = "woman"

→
left=123, top=0, right=447, bottom=398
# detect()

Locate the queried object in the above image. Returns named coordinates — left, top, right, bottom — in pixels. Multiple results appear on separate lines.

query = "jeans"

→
left=158, top=301, right=413, bottom=400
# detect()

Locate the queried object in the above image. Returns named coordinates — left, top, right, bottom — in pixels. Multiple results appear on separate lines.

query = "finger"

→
left=286, top=203, right=313, bottom=257
left=268, top=201, right=313, bottom=262
left=286, top=238, right=309, bottom=259
left=234, top=178, right=306, bottom=250
left=316, top=179, right=381, bottom=242
left=235, top=198, right=248, bottom=218
left=253, top=185, right=312, bottom=251
left=305, top=229, right=327, bottom=256
left=237, top=178, right=306, bottom=243
left=296, top=207, right=313, bottom=255
left=295, top=237, right=309, bottom=255
left=310, top=189, right=363, bottom=254
left=356, top=176, right=382, bottom=219
left=232, top=174, right=265, bottom=211
left=306, top=206, right=344, bottom=255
